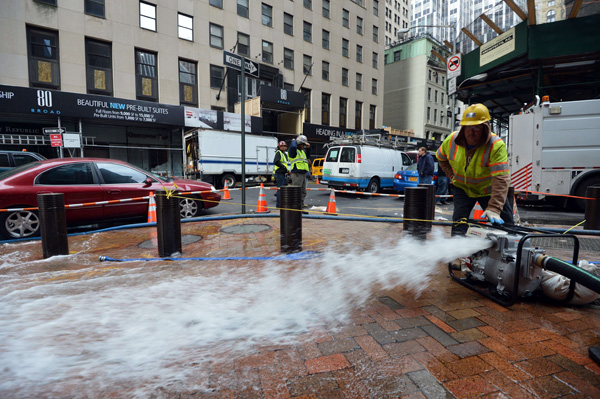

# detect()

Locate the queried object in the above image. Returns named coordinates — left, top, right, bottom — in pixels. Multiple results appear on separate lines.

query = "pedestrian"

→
left=435, top=164, right=449, bottom=205
left=436, top=103, right=513, bottom=236
left=417, top=147, right=435, bottom=185
left=288, top=134, right=311, bottom=208
left=273, top=140, right=290, bottom=209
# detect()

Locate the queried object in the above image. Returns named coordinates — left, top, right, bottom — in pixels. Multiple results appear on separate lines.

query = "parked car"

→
left=393, top=162, right=439, bottom=193
left=0, top=158, right=221, bottom=239
left=311, top=157, right=324, bottom=179
left=0, top=150, right=46, bottom=173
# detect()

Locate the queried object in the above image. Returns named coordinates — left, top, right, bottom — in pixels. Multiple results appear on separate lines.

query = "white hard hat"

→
left=297, top=135, right=308, bottom=145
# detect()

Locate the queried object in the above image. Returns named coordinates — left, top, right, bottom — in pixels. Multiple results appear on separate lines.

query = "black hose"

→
left=542, top=256, right=600, bottom=294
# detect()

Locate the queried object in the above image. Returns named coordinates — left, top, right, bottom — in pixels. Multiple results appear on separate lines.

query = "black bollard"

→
left=280, top=185, right=302, bottom=253
left=404, top=187, right=429, bottom=239
left=584, top=185, right=600, bottom=230
left=37, top=193, right=69, bottom=259
left=418, top=183, right=436, bottom=231
left=155, top=191, right=182, bottom=257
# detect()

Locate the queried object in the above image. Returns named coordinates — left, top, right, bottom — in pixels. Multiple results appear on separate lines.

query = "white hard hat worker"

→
left=278, top=140, right=287, bottom=149
left=296, top=134, right=309, bottom=146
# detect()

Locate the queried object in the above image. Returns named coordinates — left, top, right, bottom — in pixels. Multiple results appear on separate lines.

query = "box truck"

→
left=185, top=129, right=278, bottom=188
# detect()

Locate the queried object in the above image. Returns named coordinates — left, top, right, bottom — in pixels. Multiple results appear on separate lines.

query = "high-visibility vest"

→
left=289, top=148, right=309, bottom=172
left=436, top=131, right=509, bottom=197
left=274, top=150, right=290, bottom=173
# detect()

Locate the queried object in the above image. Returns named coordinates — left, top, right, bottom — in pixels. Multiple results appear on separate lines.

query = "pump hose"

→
left=535, top=254, right=600, bottom=294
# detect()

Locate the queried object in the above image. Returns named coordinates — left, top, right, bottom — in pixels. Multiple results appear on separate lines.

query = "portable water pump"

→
left=449, top=226, right=600, bottom=307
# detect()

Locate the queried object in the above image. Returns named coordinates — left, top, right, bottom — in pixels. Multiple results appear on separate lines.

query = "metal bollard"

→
left=155, top=191, right=182, bottom=257
left=584, top=185, right=600, bottom=230
left=418, top=183, right=436, bottom=231
left=280, top=185, right=302, bottom=253
left=404, top=187, right=429, bottom=239
left=37, top=193, right=69, bottom=259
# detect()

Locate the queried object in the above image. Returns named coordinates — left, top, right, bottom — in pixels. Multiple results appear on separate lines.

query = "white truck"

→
left=185, top=129, right=278, bottom=188
left=320, top=134, right=412, bottom=192
left=508, top=98, right=600, bottom=209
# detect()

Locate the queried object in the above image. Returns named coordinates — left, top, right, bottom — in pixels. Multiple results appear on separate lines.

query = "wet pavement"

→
left=1, top=217, right=600, bottom=399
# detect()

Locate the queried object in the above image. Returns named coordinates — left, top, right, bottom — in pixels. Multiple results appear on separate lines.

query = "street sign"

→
left=50, top=134, right=63, bottom=147
left=448, top=77, right=457, bottom=96
left=447, top=53, right=462, bottom=80
left=223, top=51, right=260, bottom=78
left=43, top=127, right=66, bottom=135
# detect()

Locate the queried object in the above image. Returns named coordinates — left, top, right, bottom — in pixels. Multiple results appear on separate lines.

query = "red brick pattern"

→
left=7, top=218, right=600, bottom=398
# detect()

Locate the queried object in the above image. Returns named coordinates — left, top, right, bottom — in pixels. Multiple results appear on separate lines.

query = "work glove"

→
left=481, top=209, right=504, bottom=225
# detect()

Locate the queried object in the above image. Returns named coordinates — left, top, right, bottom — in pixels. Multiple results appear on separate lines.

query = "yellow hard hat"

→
left=460, top=103, right=491, bottom=126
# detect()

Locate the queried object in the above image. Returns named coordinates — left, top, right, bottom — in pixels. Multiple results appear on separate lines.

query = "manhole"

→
left=220, top=224, right=272, bottom=234
left=137, top=234, right=203, bottom=249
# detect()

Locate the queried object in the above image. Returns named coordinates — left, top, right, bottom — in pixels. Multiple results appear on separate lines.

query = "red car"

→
left=0, top=158, right=221, bottom=239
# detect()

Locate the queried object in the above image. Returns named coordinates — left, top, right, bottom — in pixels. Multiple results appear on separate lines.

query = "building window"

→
left=303, top=55, right=312, bottom=75
left=302, top=88, right=311, bottom=122
left=371, top=78, right=377, bottom=95
left=284, top=13, right=293, bottom=35
left=394, top=50, right=401, bottom=61
left=139, top=1, right=156, bottom=31
left=210, top=65, right=224, bottom=88
left=284, top=47, right=294, bottom=70
left=372, top=52, right=378, bottom=69
left=237, top=0, right=249, bottom=18
left=135, top=49, right=158, bottom=101
left=85, top=0, right=105, bottom=17
left=322, top=30, right=330, bottom=50
left=441, top=93, right=444, bottom=104
left=322, top=61, right=329, bottom=81
left=435, top=90, right=438, bottom=103
left=428, top=87, right=431, bottom=100
left=238, top=32, right=250, bottom=56
left=35, top=0, right=56, bottom=5
left=357, top=17, right=363, bottom=35
left=342, top=38, right=349, bottom=57
left=343, top=9, right=349, bottom=28
left=178, top=13, right=193, bottom=41
left=548, top=0, right=555, bottom=6
left=342, top=68, right=349, bottom=87
left=547, top=9, right=556, bottom=22
left=262, top=3, right=273, bottom=27
left=369, top=105, right=376, bottom=129
left=373, top=26, right=379, bottom=43
left=27, top=26, right=60, bottom=89
left=303, top=21, right=312, bottom=42
left=262, top=40, right=273, bottom=64
left=373, top=0, right=379, bottom=16
left=355, top=101, right=362, bottom=129
left=322, top=93, right=330, bottom=125
left=304, top=0, right=312, bottom=10
left=323, top=0, right=330, bottom=18
left=179, top=58, right=197, bottom=106
left=339, top=97, right=347, bottom=128
left=210, top=0, right=222, bottom=8
left=427, top=107, right=431, bottom=121
left=209, top=23, right=224, bottom=49
left=356, top=73, right=362, bottom=91
left=85, top=38, right=112, bottom=95
left=356, top=45, right=362, bottom=63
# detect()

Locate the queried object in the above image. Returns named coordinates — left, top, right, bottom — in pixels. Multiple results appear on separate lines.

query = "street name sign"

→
left=43, top=127, right=66, bottom=135
left=223, top=51, right=259, bottom=78
left=447, top=54, right=462, bottom=80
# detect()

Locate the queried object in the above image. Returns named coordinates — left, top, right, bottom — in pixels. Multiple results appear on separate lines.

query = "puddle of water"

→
left=0, top=233, right=489, bottom=397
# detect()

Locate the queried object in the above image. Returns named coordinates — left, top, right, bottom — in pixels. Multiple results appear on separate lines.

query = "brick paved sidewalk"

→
left=2, top=217, right=600, bottom=398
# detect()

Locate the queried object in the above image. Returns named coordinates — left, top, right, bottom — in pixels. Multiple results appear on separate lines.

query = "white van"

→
left=320, top=144, right=412, bottom=192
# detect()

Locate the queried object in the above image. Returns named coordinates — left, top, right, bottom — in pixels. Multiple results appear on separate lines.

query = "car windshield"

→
left=0, top=162, right=39, bottom=181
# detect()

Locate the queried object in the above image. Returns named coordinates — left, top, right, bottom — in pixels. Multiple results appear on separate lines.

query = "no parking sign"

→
left=447, top=54, right=462, bottom=80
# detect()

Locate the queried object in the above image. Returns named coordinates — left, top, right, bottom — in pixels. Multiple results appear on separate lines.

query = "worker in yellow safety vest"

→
left=288, top=134, right=311, bottom=208
left=273, top=140, right=290, bottom=208
left=436, top=103, right=513, bottom=236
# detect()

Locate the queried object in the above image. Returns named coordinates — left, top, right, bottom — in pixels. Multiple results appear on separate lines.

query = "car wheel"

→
left=1, top=209, right=40, bottom=239
left=367, top=178, right=380, bottom=193
left=221, top=173, right=236, bottom=189
left=574, top=175, right=600, bottom=211
left=179, top=197, right=201, bottom=219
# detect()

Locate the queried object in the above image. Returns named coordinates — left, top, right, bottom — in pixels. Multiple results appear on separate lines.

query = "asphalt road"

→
left=215, top=181, right=586, bottom=227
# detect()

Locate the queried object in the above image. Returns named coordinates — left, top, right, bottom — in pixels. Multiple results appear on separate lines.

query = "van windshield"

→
left=326, top=148, right=340, bottom=162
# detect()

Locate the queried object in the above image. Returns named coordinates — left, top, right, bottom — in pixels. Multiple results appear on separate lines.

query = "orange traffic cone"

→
left=470, top=201, right=486, bottom=221
left=255, top=183, right=270, bottom=213
left=222, top=186, right=231, bottom=200
left=325, top=189, right=338, bottom=215
left=147, top=192, right=157, bottom=223
left=316, top=176, right=320, bottom=184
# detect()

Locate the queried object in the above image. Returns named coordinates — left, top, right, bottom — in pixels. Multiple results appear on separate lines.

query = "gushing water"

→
left=0, top=233, right=489, bottom=397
